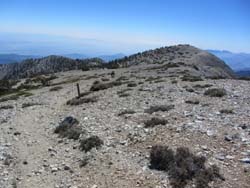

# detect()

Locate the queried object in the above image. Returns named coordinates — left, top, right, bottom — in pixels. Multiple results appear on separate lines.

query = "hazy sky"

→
left=0, top=0, right=249, bottom=55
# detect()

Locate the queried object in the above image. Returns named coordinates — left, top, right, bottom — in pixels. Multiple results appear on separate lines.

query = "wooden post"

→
left=76, top=83, right=80, bottom=98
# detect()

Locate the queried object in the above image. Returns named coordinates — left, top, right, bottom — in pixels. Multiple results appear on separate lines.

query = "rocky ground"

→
left=0, top=66, right=250, bottom=188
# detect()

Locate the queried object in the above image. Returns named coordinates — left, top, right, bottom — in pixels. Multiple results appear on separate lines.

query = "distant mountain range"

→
left=207, top=50, right=250, bottom=76
left=1, top=50, right=249, bottom=76
left=0, top=53, right=125, bottom=64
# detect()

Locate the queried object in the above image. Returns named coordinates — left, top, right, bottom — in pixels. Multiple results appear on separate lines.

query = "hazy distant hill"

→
left=207, top=50, right=250, bottom=72
left=0, top=54, right=40, bottom=64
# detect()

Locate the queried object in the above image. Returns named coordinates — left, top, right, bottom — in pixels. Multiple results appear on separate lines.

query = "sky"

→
left=0, top=0, right=249, bottom=55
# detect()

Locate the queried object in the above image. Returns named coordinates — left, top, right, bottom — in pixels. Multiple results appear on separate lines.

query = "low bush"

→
left=204, top=88, right=226, bottom=97
left=0, top=105, right=14, bottom=110
left=193, top=84, right=213, bottom=89
left=149, top=145, right=224, bottom=188
left=185, top=99, right=200, bottom=105
left=90, top=80, right=123, bottom=91
left=22, top=102, right=41, bottom=108
left=80, top=136, right=103, bottom=152
left=127, top=82, right=137, bottom=87
left=144, top=117, right=168, bottom=128
left=54, top=116, right=83, bottom=140
left=220, top=109, right=234, bottom=114
left=145, top=105, right=174, bottom=114
left=118, top=109, right=136, bottom=116
left=66, top=96, right=98, bottom=105
left=182, top=75, right=203, bottom=82
left=49, top=86, right=63, bottom=91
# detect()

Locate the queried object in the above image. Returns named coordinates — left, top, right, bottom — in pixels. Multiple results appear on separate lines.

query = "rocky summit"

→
left=0, top=45, right=249, bottom=188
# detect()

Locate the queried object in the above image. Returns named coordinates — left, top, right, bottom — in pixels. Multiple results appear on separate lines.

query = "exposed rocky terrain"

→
left=0, top=45, right=249, bottom=188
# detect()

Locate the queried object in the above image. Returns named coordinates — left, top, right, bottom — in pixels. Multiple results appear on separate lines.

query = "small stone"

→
left=225, top=135, right=233, bottom=142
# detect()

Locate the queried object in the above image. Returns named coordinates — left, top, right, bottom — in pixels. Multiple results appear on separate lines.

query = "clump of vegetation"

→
left=66, top=96, right=98, bottom=106
left=118, top=109, right=136, bottom=116
left=117, top=88, right=132, bottom=95
left=193, top=84, right=213, bottom=89
left=145, top=105, right=174, bottom=114
left=220, top=109, right=234, bottom=114
left=118, top=93, right=130, bottom=98
left=116, top=76, right=129, bottom=81
left=54, top=116, right=83, bottom=140
left=0, top=79, right=19, bottom=96
left=80, top=136, right=103, bottom=152
left=185, top=99, right=200, bottom=105
left=144, top=117, right=168, bottom=128
left=127, top=82, right=137, bottom=87
left=182, top=75, right=203, bottom=82
left=149, top=145, right=224, bottom=188
left=89, top=80, right=123, bottom=91
left=22, top=102, right=41, bottom=108
left=49, top=86, right=63, bottom=91
left=0, top=91, right=33, bottom=103
left=0, top=105, right=14, bottom=110
left=204, top=88, right=226, bottom=97
left=101, top=78, right=110, bottom=82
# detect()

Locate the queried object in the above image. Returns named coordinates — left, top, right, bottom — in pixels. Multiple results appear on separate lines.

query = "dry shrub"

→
left=150, top=146, right=225, bottom=188
left=204, top=88, right=226, bottom=97
left=145, top=105, right=174, bottom=114
left=90, top=80, right=123, bottom=91
left=0, top=105, right=14, bottom=110
left=144, top=117, right=168, bottom=128
left=80, top=136, right=103, bottom=152
left=54, top=116, right=83, bottom=140
left=49, top=86, right=63, bottom=91
left=66, top=96, right=98, bottom=105
left=118, top=109, right=136, bottom=116
left=182, top=75, right=203, bottom=82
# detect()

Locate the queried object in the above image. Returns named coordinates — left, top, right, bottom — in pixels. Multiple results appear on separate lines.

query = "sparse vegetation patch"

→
left=54, top=116, right=83, bottom=140
left=204, top=88, right=226, bottom=97
left=144, top=117, right=168, bottom=128
left=145, top=105, right=174, bottom=114
left=66, top=96, right=98, bottom=106
left=149, top=145, right=224, bottom=188
left=80, top=136, right=103, bottom=152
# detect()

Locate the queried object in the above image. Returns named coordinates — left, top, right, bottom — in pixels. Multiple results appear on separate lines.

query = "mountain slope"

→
left=0, top=56, right=105, bottom=80
left=108, top=44, right=235, bottom=78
